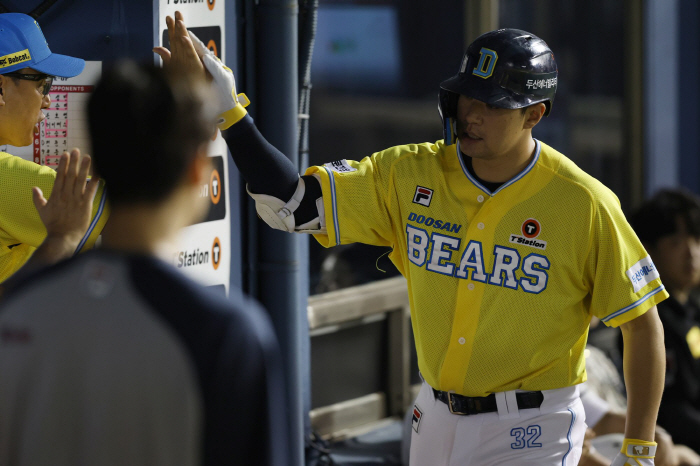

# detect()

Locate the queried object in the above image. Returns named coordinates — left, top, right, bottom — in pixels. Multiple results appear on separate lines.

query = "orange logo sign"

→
left=210, top=169, right=221, bottom=205
left=207, top=0, right=215, bottom=11
left=212, top=237, right=221, bottom=270
left=207, top=39, right=218, bottom=58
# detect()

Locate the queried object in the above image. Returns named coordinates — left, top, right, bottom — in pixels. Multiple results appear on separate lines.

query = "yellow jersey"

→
left=0, top=152, right=110, bottom=283
left=306, top=139, right=667, bottom=396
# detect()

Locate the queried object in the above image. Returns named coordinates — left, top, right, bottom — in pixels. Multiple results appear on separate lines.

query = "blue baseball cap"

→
left=0, top=13, right=84, bottom=77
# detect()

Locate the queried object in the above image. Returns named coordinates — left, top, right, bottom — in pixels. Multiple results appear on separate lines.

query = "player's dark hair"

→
left=630, top=189, right=700, bottom=248
left=87, top=61, right=215, bottom=205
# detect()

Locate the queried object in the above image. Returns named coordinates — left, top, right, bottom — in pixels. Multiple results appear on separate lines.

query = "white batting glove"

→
left=188, top=30, right=250, bottom=130
left=610, top=439, right=657, bottom=466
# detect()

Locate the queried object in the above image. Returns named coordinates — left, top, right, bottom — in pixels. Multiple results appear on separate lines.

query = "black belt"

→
left=433, top=388, right=544, bottom=415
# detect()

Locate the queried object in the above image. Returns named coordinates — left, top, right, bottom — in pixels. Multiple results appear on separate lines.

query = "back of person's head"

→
left=88, top=61, right=215, bottom=206
left=630, top=189, right=700, bottom=248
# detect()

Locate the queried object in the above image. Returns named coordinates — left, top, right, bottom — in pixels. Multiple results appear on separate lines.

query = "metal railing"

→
left=307, top=276, right=415, bottom=439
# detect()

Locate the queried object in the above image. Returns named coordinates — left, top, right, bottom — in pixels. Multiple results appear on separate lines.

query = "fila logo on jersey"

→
left=411, top=405, right=423, bottom=433
left=413, top=186, right=433, bottom=207
left=509, top=218, right=547, bottom=250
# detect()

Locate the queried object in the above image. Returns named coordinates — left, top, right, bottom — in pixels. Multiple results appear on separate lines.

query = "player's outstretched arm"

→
left=611, top=306, right=666, bottom=466
left=23, top=149, right=98, bottom=271
left=155, top=11, right=324, bottom=234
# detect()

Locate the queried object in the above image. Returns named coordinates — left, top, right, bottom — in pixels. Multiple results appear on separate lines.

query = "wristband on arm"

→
left=610, top=438, right=657, bottom=466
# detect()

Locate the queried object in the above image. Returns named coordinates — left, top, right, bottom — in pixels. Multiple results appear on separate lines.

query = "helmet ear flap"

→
left=439, top=89, right=459, bottom=118
left=438, top=89, right=459, bottom=145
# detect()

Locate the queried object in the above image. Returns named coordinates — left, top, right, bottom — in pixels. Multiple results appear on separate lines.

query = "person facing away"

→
left=0, top=12, right=109, bottom=284
left=0, top=62, right=289, bottom=466
left=630, top=189, right=700, bottom=455
left=159, top=12, right=667, bottom=466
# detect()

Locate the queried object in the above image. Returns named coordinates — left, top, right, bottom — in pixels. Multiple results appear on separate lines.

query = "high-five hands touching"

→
left=153, top=11, right=249, bottom=130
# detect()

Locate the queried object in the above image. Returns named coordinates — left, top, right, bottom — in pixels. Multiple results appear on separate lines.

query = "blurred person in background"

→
left=630, top=189, right=700, bottom=455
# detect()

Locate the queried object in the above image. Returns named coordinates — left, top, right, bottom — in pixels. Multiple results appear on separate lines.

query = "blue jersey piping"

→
left=601, top=284, right=666, bottom=323
left=323, top=166, right=341, bottom=246
left=74, top=184, right=108, bottom=255
left=456, top=139, right=541, bottom=196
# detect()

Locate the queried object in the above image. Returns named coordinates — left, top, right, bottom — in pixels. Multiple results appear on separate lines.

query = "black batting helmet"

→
left=439, top=28, right=558, bottom=144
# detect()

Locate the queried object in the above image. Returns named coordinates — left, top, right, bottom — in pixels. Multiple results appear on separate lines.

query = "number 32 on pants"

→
left=510, top=425, right=542, bottom=449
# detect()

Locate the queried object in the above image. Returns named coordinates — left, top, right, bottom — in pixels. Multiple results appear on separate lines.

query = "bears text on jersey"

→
left=405, top=224, right=550, bottom=294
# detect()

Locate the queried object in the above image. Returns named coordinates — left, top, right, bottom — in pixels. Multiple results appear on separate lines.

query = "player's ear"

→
left=523, top=103, right=546, bottom=129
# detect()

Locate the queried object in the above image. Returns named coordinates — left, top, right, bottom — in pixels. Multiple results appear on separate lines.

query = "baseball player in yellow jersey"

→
left=161, top=15, right=666, bottom=466
left=0, top=13, right=109, bottom=283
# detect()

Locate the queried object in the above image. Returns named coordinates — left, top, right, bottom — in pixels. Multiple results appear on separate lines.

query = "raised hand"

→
left=33, top=148, right=99, bottom=249
left=153, top=10, right=205, bottom=78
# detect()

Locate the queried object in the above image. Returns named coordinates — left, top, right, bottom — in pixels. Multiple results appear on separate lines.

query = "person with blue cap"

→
left=0, top=13, right=109, bottom=285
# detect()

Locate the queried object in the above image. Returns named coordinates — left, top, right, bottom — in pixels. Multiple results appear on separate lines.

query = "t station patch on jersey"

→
left=413, top=186, right=433, bottom=207
left=411, top=404, right=423, bottom=433
left=509, top=218, right=547, bottom=250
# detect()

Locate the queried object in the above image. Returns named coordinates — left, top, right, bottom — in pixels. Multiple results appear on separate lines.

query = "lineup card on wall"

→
left=0, top=61, right=101, bottom=165
left=157, top=0, right=231, bottom=295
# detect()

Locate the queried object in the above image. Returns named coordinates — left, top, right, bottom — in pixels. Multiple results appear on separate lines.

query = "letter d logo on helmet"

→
left=472, top=48, right=498, bottom=79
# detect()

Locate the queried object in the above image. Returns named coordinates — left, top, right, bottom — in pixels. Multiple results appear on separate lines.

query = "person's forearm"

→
left=223, top=114, right=300, bottom=200
left=223, top=114, right=324, bottom=225
left=28, top=235, right=78, bottom=265
left=620, top=306, right=665, bottom=441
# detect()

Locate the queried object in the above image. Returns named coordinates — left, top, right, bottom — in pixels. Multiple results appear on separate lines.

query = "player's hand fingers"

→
left=32, top=186, right=47, bottom=211
left=63, top=148, right=81, bottom=197
left=165, top=15, right=175, bottom=43
left=153, top=47, right=172, bottom=65
left=163, top=15, right=179, bottom=65
left=188, top=30, right=208, bottom=58
left=75, top=153, right=91, bottom=197
left=52, top=151, right=68, bottom=196
left=168, top=12, right=204, bottom=75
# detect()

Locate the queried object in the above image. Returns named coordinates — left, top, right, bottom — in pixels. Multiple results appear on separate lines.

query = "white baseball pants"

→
left=409, top=382, right=586, bottom=466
